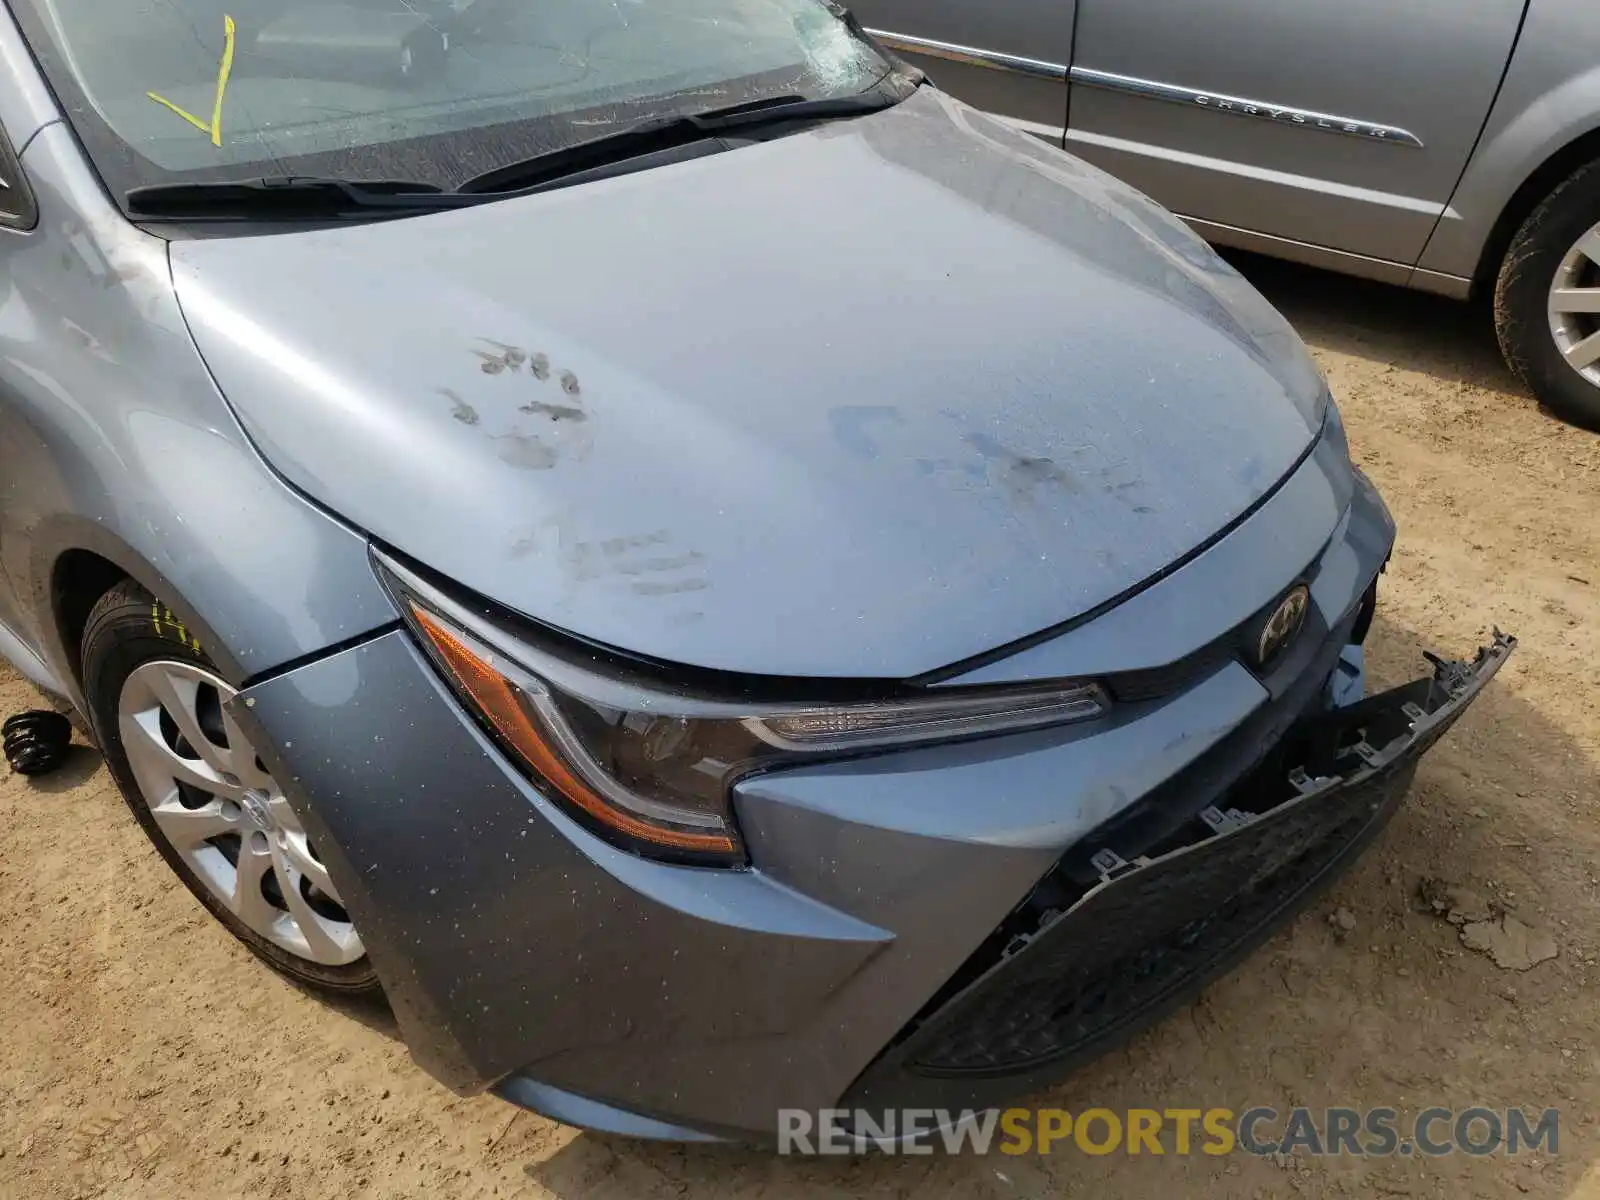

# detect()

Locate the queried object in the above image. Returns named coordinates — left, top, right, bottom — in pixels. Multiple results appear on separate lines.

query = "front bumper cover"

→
left=843, top=631, right=1516, bottom=1120
left=226, top=585, right=1508, bottom=1144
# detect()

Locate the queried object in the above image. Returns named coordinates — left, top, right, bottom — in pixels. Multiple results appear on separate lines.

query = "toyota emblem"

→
left=1256, top=585, right=1311, bottom=668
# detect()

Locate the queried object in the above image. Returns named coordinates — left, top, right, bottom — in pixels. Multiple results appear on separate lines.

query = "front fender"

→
left=0, top=124, right=396, bottom=707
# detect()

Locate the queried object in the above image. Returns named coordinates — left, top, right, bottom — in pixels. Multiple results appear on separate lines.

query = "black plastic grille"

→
left=905, top=761, right=1410, bottom=1075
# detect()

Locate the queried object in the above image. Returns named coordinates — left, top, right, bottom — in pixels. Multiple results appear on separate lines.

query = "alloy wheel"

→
left=1546, top=222, right=1600, bottom=385
left=117, top=661, right=363, bottom=966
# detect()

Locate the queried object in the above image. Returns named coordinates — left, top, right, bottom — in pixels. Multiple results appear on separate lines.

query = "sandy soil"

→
left=1, top=254, right=1598, bottom=1200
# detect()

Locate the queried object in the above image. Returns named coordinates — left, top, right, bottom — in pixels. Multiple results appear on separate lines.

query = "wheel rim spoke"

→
left=1575, top=229, right=1600, bottom=268
left=120, top=709, right=236, bottom=799
left=141, top=668, right=230, bottom=776
left=1550, top=287, right=1600, bottom=315
left=272, top=843, right=348, bottom=963
left=278, top=828, right=342, bottom=903
left=149, top=798, right=235, bottom=850
left=230, top=837, right=278, bottom=931
left=220, top=706, right=273, bottom=789
left=1562, top=327, right=1600, bottom=370
left=118, top=659, right=363, bottom=968
left=268, top=794, right=301, bottom=832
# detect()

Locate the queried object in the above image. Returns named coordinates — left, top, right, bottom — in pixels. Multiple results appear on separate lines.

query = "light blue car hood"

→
left=170, top=88, right=1330, bottom=679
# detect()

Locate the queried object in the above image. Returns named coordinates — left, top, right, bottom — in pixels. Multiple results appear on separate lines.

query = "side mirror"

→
left=0, top=126, right=38, bottom=231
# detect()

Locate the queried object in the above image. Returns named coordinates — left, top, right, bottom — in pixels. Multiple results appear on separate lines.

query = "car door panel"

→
left=1062, top=108, right=1447, bottom=265
left=1066, top=0, right=1527, bottom=265
left=1418, top=0, right=1600, bottom=281
left=0, top=62, right=48, bottom=674
left=852, top=0, right=1073, bottom=139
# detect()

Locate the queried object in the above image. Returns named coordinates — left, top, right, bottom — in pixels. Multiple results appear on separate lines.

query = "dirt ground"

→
left=2, top=254, right=1598, bottom=1200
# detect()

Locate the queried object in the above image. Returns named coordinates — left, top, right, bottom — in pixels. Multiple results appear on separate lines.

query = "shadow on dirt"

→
left=303, top=984, right=403, bottom=1042
left=16, top=743, right=103, bottom=794
left=519, top=609, right=1594, bottom=1199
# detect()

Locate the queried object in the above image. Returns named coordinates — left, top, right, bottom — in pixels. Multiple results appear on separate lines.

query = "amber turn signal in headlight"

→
left=407, top=603, right=744, bottom=862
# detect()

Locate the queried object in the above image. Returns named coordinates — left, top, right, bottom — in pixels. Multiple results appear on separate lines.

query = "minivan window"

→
left=10, top=0, right=892, bottom=201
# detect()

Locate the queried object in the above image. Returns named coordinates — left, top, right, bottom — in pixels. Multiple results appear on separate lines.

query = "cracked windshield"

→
left=10, top=0, right=888, bottom=191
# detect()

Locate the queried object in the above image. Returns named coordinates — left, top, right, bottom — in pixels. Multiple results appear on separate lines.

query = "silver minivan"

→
left=853, top=0, right=1600, bottom=429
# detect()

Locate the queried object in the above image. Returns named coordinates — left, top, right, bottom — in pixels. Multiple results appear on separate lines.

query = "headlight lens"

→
left=379, top=555, right=1108, bottom=866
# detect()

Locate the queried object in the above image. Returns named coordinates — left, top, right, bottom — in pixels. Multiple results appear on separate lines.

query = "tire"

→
left=82, top=579, right=381, bottom=997
left=1494, top=159, right=1600, bottom=432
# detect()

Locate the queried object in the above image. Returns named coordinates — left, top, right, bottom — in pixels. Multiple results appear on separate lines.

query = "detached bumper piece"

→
left=2, top=710, right=73, bottom=776
left=847, top=632, right=1515, bottom=1112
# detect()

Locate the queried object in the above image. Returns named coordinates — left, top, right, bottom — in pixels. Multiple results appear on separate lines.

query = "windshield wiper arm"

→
left=126, top=176, right=478, bottom=219
left=456, top=86, right=907, bottom=196
left=127, top=79, right=917, bottom=215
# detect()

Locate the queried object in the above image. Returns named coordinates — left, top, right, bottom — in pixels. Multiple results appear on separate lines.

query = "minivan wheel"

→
left=82, top=580, right=380, bottom=996
left=1495, top=159, right=1600, bottom=431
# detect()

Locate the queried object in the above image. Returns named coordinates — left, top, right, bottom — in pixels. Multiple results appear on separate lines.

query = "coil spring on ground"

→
left=2, top=710, right=73, bottom=776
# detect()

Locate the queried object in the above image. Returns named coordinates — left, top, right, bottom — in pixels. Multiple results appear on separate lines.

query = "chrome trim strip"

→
left=1065, top=128, right=1441, bottom=213
left=864, top=30, right=1066, bottom=80
left=1068, top=66, right=1424, bottom=148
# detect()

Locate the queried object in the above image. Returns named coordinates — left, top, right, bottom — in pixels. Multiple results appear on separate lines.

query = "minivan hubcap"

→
left=117, top=661, right=363, bottom=966
left=1547, top=224, right=1600, bottom=384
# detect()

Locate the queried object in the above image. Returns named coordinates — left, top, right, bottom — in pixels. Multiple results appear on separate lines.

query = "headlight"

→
left=376, top=553, right=1109, bottom=866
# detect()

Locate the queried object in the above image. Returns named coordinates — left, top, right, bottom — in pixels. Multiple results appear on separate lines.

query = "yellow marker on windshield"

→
left=147, top=14, right=236, bottom=147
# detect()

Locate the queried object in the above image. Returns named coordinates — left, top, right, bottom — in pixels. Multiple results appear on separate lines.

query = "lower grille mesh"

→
left=907, top=764, right=1409, bottom=1075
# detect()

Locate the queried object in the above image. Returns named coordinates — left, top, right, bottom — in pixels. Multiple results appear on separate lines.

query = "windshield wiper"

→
left=126, top=77, right=919, bottom=216
left=456, top=84, right=910, bottom=196
left=126, top=176, right=478, bottom=219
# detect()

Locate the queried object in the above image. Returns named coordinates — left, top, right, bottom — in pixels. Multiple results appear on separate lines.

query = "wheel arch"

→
left=1468, top=122, right=1600, bottom=293
left=33, top=520, right=249, bottom=710
left=1421, top=24, right=1600, bottom=290
left=51, top=548, right=131, bottom=696
left=22, top=475, right=398, bottom=713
